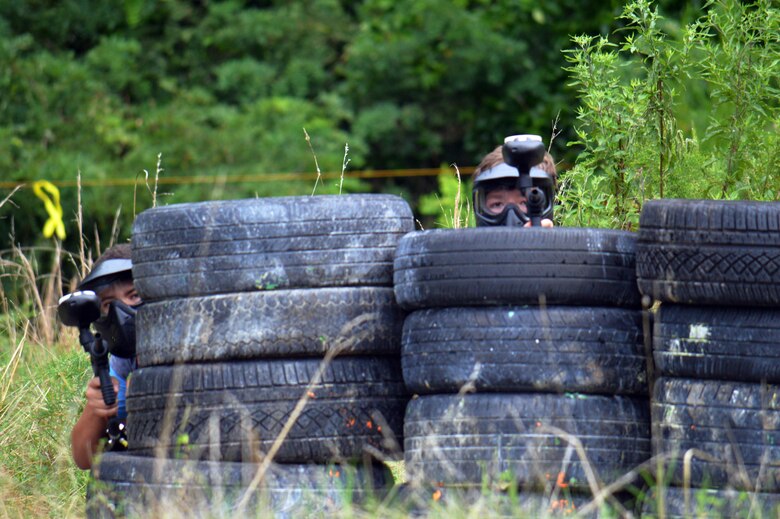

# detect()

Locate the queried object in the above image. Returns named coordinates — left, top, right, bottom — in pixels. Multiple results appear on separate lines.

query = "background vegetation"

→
left=1, top=0, right=709, bottom=255
left=0, top=0, right=778, bottom=517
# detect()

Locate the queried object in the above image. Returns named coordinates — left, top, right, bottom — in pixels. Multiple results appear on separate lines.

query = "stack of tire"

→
left=637, top=199, right=780, bottom=518
left=393, top=227, right=652, bottom=515
left=87, top=195, right=414, bottom=517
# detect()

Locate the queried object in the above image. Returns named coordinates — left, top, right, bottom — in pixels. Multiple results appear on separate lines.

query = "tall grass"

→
left=0, top=265, right=90, bottom=518
left=0, top=180, right=107, bottom=518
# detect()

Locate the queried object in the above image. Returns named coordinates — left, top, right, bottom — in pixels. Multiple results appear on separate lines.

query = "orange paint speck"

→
left=556, top=472, right=569, bottom=488
left=307, top=391, right=316, bottom=398
left=366, top=420, right=373, bottom=429
left=432, top=489, right=442, bottom=501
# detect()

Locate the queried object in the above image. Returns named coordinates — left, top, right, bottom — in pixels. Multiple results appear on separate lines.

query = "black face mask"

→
left=478, top=202, right=528, bottom=227
left=94, top=300, right=142, bottom=359
left=472, top=165, right=555, bottom=227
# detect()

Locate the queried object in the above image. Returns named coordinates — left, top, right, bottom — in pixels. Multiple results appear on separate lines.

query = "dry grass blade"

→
left=0, top=185, right=22, bottom=210
left=537, top=424, right=631, bottom=518
left=549, top=111, right=562, bottom=151
left=721, top=419, right=754, bottom=491
left=108, top=206, right=122, bottom=249
left=93, top=224, right=101, bottom=260
left=134, top=153, right=165, bottom=217
left=76, top=172, right=90, bottom=278
left=450, top=163, right=471, bottom=229
left=153, top=152, right=163, bottom=208
left=576, top=453, right=675, bottom=517
left=0, top=323, right=28, bottom=406
left=339, top=142, right=350, bottom=194
left=133, top=170, right=149, bottom=219
left=235, top=313, right=379, bottom=512
left=681, top=448, right=733, bottom=516
left=40, top=241, right=64, bottom=343
left=452, top=164, right=463, bottom=229
left=304, top=128, right=323, bottom=196
left=12, top=244, right=52, bottom=345
left=153, top=364, right=186, bottom=479
left=234, top=349, right=333, bottom=510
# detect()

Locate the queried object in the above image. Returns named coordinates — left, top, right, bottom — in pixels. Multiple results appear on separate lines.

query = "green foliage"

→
left=686, top=0, right=780, bottom=198
left=85, top=36, right=151, bottom=100
left=0, top=0, right=713, bottom=251
left=0, top=0, right=365, bottom=256
left=342, top=0, right=625, bottom=168
left=559, top=0, right=780, bottom=229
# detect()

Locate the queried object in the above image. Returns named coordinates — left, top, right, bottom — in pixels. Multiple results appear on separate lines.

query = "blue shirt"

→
left=109, top=356, right=136, bottom=419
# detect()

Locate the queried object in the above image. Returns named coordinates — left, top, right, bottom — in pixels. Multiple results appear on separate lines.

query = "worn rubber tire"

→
left=402, top=306, right=647, bottom=395
left=404, top=393, right=651, bottom=489
left=86, top=452, right=392, bottom=519
left=131, top=194, right=414, bottom=300
left=393, top=227, right=640, bottom=310
left=637, top=199, right=780, bottom=305
left=136, top=287, right=404, bottom=366
left=654, top=304, right=780, bottom=383
left=651, top=377, right=780, bottom=491
left=641, top=486, right=780, bottom=519
left=126, top=357, right=407, bottom=463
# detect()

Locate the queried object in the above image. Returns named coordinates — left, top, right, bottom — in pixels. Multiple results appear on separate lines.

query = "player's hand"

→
left=524, top=218, right=554, bottom=228
left=84, top=376, right=119, bottom=419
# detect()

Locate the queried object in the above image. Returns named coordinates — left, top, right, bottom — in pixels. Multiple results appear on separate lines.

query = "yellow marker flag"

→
left=32, top=180, right=66, bottom=240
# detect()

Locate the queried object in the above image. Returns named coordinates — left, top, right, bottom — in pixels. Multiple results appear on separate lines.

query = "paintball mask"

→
left=77, top=257, right=140, bottom=359
left=93, top=300, right=140, bottom=359
left=472, top=135, right=555, bottom=227
left=473, top=164, right=555, bottom=227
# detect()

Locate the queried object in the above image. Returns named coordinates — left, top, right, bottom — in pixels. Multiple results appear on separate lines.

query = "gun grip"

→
left=99, top=369, right=117, bottom=406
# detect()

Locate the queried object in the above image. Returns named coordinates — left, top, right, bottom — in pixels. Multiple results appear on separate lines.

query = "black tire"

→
left=404, top=393, right=651, bottom=489
left=402, top=306, right=648, bottom=395
left=126, top=357, right=407, bottom=463
left=637, top=199, right=780, bottom=305
left=651, top=377, right=780, bottom=491
left=640, top=486, right=780, bottom=519
left=136, top=287, right=404, bottom=366
left=131, top=194, right=414, bottom=300
left=393, top=228, right=640, bottom=310
left=87, top=452, right=392, bottom=519
left=654, top=304, right=780, bottom=383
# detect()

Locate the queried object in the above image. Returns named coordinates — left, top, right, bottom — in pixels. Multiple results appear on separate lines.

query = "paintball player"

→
left=472, top=137, right=557, bottom=228
left=70, top=243, right=141, bottom=469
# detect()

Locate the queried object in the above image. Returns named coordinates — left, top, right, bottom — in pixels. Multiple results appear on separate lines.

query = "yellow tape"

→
left=32, top=180, right=66, bottom=240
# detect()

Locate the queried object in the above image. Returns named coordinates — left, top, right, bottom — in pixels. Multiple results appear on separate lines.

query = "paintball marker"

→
left=502, top=134, right=551, bottom=228
left=58, top=290, right=127, bottom=450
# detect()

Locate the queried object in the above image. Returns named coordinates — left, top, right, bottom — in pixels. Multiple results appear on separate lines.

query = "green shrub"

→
left=558, top=0, right=780, bottom=230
